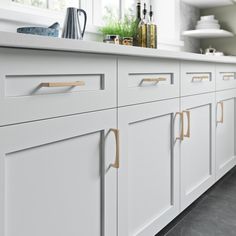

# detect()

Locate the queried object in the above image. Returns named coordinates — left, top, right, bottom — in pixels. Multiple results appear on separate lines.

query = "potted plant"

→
left=100, top=8, right=137, bottom=46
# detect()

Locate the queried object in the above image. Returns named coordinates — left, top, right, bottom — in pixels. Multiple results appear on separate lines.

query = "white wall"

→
left=152, top=0, right=184, bottom=51
left=180, top=2, right=200, bottom=53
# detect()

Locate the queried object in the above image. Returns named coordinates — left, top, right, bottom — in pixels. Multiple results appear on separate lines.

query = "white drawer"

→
left=216, top=64, right=236, bottom=91
left=0, top=48, right=116, bottom=126
left=181, top=61, right=215, bottom=96
left=118, top=57, right=180, bottom=106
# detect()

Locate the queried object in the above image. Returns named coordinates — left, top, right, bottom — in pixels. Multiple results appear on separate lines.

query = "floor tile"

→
left=157, top=167, right=236, bottom=236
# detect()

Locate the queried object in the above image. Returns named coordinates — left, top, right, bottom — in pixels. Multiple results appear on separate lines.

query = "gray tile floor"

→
left=157, top=167, right=236, bottom=236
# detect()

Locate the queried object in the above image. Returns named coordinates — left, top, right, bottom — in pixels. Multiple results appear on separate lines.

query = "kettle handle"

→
left=77, top=9, right=87, bottom=38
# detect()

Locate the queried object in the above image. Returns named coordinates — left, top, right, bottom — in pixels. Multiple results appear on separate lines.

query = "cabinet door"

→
left=0, top=109, right=117, bottom=236
left=216, top=89, right=236, bottom=180
left=118, top=99, right=180, bottom=236
left=180, top=93, right=216, bottom=211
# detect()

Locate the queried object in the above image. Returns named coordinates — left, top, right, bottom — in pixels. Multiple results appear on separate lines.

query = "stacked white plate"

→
left=196, top=15, right=220, bottom=30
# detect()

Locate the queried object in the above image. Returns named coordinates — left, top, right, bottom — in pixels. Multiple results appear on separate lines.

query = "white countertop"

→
left=1, top=31, right=236, bottom=64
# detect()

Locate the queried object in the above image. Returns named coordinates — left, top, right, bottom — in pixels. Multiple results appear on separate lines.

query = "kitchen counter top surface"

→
left=1, top=31, right=236, bottom=64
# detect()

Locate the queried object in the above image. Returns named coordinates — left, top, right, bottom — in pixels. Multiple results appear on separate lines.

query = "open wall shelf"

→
left=183, top=29, right=234, bottom=38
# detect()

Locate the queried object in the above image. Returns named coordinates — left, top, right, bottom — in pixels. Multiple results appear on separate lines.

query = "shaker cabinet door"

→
left=118, top=99, right=180, bottom=236
left=0, top=109, right=117, bottom=236
left=180, top=93, right=216, bottom=211
left=216, top=89, right=236, bottom=180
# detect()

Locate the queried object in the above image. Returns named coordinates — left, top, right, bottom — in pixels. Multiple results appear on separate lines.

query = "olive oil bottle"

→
left=138, top=3, right=148, bottom=48
left=134, top=0, right=141, bottom=46
left=148, top=5, right=157, bottom=48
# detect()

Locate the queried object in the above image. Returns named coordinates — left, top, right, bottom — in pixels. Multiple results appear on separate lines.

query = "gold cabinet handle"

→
left=217, top=101, right=224, bottom=124
left=223, top=75, right=234, bottom=81
left=192, top=76, right=209, bottom=82
left=110, top=128, right=120, bottom=169
left=141, top=77, right=167, bottom=85
left=183, top=110, right=191, bottom=138
left=175, top=112, right=184, bottom=141
left=41, top=81, right=85, bottom=87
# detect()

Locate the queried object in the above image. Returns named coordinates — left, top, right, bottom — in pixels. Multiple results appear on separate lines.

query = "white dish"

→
left=196, top=25, right=220, bottom=30
left=196, top=24, right=220, bottom=29
left=196, top=23, right=220, bottom=27
left=201, top=15, right=215, bottom=20
left=197, top=20, right=219, bottom=24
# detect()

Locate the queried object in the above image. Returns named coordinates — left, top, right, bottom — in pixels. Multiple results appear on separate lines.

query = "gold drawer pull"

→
left=223, top=75, right=234, bottom=81
left=192, top=76, right=209, bottom=82
left=110, top=128, right=120, bottom=169
left=183, top=110, right=191, bottom=138
left=175, top=112, right=184, bottom=141
left=41, top=81, right=85, bottom=87
left=217, top=101, right=224, bottom=124
left=141, top=77, right=167, bottom=84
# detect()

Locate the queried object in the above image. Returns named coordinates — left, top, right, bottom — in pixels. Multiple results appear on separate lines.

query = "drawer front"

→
left=0, top=48, right=116, bottom=126
left=118, top=57, right=180, bottom=106
left=216, top=64, right=236, bottom=91
left=181, top=61, right=215, bottom=96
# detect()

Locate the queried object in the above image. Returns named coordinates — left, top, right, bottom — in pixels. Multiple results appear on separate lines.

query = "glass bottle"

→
left=148, top=5, right=157, bottom=48
left=134, top=0, right=141, bottom=46
left=138, top=3, right=148, bottom=48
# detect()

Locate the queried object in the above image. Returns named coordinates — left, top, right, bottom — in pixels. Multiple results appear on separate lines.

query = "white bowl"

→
left=197, top=22, right=220, bottom=26
left=201, top=15, right=215, bottom=20
left=196, top=22, right=220, bottom=27
left=196, top=25, right=220, bottom=30
left=196, top=23, right=220, bottom=29
left=197, top=19, right=219, bottom=24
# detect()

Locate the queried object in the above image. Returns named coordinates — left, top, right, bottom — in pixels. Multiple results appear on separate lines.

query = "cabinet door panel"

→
left=216, top=90, right=236, bottom=180
left=180, top=93, right=215, bottom=211
left=0, top=110, right=117, bottom=236
left=118, top=99, right=180, bottom=236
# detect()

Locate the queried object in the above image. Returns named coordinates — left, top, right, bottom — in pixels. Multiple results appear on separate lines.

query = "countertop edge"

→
left=1, top=31, right=236, bottom=64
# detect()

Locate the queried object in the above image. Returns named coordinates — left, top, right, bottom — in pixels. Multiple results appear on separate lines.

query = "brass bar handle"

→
left=175, top=112, right=184, bottom=141
left=217, top=101, right=224, bottom=124
left=183, top=110, right=190, bottom=138
left=223, top=75, right=234, bottom=81
left=141, top=78, right=167, bottom=84
left=41, top=81, right=85, bottom=87
left=110, top=128, right=120, bottom=169
left=192, top=76, right=209, bottom=82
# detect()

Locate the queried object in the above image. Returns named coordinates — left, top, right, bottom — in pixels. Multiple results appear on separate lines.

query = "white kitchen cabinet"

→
left=0, top=109, right=117, bottom=236
left=180, top=93, right=216, bottom=211
left=216, top=89, right=236, bottom=180
left=1, top=40, right=236, bottom=236
left=118, top=99, right=180, bottom=236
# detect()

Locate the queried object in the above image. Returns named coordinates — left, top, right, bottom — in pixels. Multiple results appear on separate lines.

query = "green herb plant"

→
left=99, top=7, right=138, bottom=38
